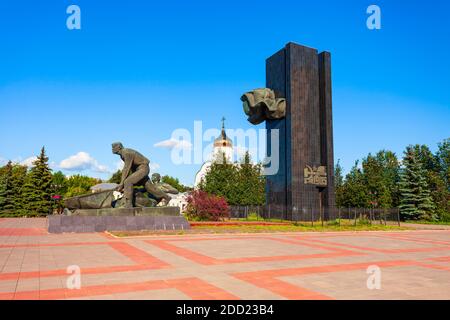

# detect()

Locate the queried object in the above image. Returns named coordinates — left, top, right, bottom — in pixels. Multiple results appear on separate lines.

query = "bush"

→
left=184, top=190, right=230, bottom=221
left=437, top=209, right=450, bottom=222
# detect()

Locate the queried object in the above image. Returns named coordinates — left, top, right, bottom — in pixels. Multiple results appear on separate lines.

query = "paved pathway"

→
left=0, top=218, right=449, bottom=300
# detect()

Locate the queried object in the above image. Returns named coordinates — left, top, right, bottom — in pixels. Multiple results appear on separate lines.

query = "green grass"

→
left=111, top=220, right=409, bottom=237
left=405, top=220, right=450, bottom=226
left=191, top=224, right=407, bottom=233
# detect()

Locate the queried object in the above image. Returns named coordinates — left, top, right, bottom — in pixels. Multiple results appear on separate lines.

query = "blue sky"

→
left=0, top=0, right=449, bottom=185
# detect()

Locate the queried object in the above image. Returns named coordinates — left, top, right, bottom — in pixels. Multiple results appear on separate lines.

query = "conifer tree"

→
left=11, top=164, right=27, bottom=215
left=399, top=147, right=435, bottom=220
left=0, top=161, right=14, bottom=216
left=22, top=147, right=54, bottom=216
left=199, top=152, right=239, bottom=204
left=236, top=152, right=265, bottom=205
left=0, top=174, right=5, bottom=212
left=334, top=160, right=346, bottom=208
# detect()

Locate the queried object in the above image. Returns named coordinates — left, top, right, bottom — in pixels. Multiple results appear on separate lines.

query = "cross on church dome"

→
left=214, top=117, right=232, bottom=148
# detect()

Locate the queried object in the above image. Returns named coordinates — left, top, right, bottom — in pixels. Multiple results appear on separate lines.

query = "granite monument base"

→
left=48, top=206, right=190, bottom=233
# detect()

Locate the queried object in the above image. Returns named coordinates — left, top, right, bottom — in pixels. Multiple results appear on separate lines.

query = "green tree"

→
left=52, top=171, right=68, bottom=196
left=65, top=174, right=102, bottom=197
left=200, top=152, right=265, bottom=206
left=436, top=138, right=450, bottom=190
left=334, top=160, right=345, bottom=207
left=200, top=153, right=239, bottom=204
left=429, top=139, right=450, bottom=220
left=109, top=170, right=122, bottom=184
left=409, top=143, right=449, bottom=221
left=235, top=152, right=265, bottom=205
left=399, top=147, right=435, bottom=220
left=0, top=161, right=30, bottom=216
left=10, top=164, right=27, bottom=214
left=362, top=150, right=399, bottom=208
left=339, top=161, right=369, bottom=208
left=0, top=166, right=6, bottom=210
left=21, top=147, right=54, bottom=216
left=0, top=161, right=14, bottom=216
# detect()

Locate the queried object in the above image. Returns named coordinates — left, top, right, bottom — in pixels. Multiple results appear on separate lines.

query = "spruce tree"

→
left=10, top=164, right=27, bottom=215
left=334, top=160, right=345, bottom=208
left=399, top=147, right=435, bottom=220
left=437, top=138, right=450, bottom=190
left=236, top=152, right=265, bottom=205
left=200, top=152, right=239, bottom=204
left=22, top=147, right=54, bottom=216
left=0, top=173, right=5, bottom=212
left=0, top=161, right=14, bottom=216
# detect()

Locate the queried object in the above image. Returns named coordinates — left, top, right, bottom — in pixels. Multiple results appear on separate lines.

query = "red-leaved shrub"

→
left=184, top=190, right=230, bottom=221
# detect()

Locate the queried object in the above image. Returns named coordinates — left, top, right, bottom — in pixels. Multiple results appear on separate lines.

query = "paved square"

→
left=0, top=218, right=449, bottom=300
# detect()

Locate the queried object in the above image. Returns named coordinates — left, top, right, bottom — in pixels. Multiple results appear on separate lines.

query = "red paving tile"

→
left=0, top=264, right=161, bottom=281
left=148, top=239, right=219, bottom=265
left=295, top=236, right=450, bottom=254
left=0, top=241, right=108, bottom=249
left=0, top=277, right=238, bottom=300
left=107, top=242, right=169, bottom=268
left=414, top=261, right=450, bottom=272
left=427, top=256, right=450, bottom=262
left=375, top=233, right=450, bottom=246
left=0, top=228, right=48, bottom=236
left=232, top=260, right=418, bottom=300
left=146, top=236, right=362, bottom=265
left=0, top=241, right=170, bottom=281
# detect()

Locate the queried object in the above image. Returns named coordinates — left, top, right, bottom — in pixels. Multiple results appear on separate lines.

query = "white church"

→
left=194, top=118, right=234, bottom=188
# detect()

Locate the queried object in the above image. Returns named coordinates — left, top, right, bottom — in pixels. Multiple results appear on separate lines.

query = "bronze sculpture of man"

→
left=151, top=173, right=179, bottom=195
left=112, top=142, right=170, bottom=208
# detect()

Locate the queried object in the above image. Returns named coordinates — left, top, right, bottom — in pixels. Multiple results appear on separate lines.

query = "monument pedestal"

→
left=48, top=207, right=190, bottom=233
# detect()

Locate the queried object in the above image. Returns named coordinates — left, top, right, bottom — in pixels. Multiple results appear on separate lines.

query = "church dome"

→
left=213, top=118, right=232, bottom=148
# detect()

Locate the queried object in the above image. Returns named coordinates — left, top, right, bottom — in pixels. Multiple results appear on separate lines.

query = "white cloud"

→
left=115, top=160, right=124, bottom=171
left=154, top=138, right=192, bottom=150
left=150, top=163, right=160, bottom=171
left=234, top=146, right=248, bottom=159
left=21, top=156, right=38, bottom=167
left=233, top=146, right=259, bottom=164
left=0, top=157, right=7, bottom=166
left=59, top=152, right=110, bottom=173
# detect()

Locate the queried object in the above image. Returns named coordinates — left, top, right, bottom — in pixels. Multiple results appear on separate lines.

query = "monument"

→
left=242, top=42, right=335, bottom=220
left=112, top=142, right=171, bottom=207
left=48, top=143, right=190, bottom=233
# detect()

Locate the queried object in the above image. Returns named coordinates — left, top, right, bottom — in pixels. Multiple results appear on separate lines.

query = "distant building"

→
left=194, top=118, right=233, bottom=188
left=168, top=192, right=189, bottom=214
